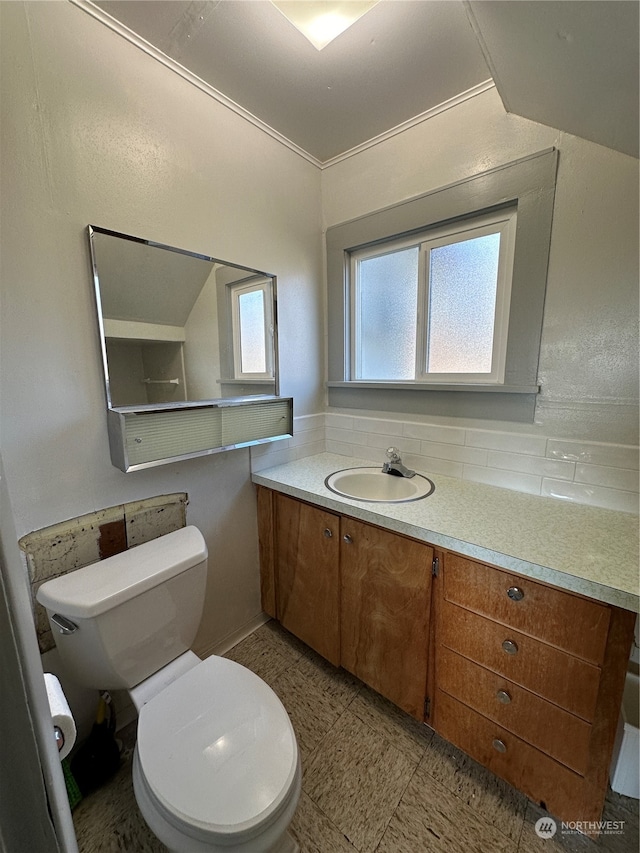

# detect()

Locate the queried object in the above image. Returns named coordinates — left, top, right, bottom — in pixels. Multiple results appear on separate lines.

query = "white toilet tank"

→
left=37, top=526, right=208, bottom=690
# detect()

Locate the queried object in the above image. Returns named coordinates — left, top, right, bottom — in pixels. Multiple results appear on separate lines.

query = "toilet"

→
left=37, top=526, right=301, bottom=853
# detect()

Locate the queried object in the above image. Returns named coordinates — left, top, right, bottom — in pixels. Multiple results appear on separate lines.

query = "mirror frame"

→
left=88, top=224, right=280, bottom=409
left=87, top=225, right=292, bottom=472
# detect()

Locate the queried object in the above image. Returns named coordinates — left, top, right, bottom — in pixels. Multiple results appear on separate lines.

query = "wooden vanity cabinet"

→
left=340, top=518, right=433, bottom=720
left=432, top=552, right=636, bottom=827
left=270, top=491, right=341, bottom=665
left=256, top=486, right=635, bottom=828
left=256, top=488, right=434, bottom=716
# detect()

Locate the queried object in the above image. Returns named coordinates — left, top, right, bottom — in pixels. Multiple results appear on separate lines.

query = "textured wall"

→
left=0, top=1, right=323, bottom=655
left=321, top=87, right=639, bottom=444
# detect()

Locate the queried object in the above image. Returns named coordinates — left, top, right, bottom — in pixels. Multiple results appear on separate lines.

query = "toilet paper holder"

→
left=44, top=672, right=76, bottom=761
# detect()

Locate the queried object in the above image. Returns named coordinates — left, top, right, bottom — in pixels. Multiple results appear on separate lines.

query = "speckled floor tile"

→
left=519, top=798, right=639, bottom=853
left=303, top=709, right=416, bottom=852
left=295, top=647, right=362, bottom=708
left=253, top=619, right=309, bottom=662
left=289, top=792, right=357, bottom=853
left=602, top=787, right=640, bottom=851
left=71, top=625, right=636, bottom=853
left=73, top=725, right=166, bottom=853
left=348, top=685, right=434, bottom=766
left=271, top=665, right=348, bottom=762
left=376, top=765, right=515, bottom=853
left=222, top=629, right=294, bottom=686
left=419, top=732, right=527, bottom=843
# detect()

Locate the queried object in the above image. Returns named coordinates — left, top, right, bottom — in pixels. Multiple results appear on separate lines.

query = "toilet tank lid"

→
left=36, top=526, right=207, bottom=619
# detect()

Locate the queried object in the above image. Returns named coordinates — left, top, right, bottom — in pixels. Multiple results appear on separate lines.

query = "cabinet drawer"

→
left=444, top=554, right=610, bottom=665
left=440, top=601, right=601, bottom=721
left=434, top=690, right=588, bottom=822
left=437, top=646, right=592, bottom=775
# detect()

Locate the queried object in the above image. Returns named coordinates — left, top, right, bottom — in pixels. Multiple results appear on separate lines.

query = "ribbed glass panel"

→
left=221, top=400, right=292, bottom=445
left=125, top=408, right=223, bottom=465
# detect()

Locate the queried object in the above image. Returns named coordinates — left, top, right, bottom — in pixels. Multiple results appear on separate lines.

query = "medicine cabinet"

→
left=89, top=226, right=292, bottom=471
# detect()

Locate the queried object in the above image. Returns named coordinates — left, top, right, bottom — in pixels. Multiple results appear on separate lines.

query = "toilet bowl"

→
left=131, top=654, right=300, bottom=853
left=36, top=526, right=301, bottom=852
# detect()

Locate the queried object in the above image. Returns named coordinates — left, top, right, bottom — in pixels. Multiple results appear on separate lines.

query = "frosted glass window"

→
left=238, top=290, right=266, bottom=373
left=427, top=233, right=500, bottom=373
left=349, top=208, right=516, bottom=384
left=230, top=277, right=273, bottom=380
left=356, top=247, right=419, bottom=380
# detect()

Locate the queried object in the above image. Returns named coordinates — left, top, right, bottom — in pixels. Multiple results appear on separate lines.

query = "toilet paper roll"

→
left=44, top=673, right=76, bottom=761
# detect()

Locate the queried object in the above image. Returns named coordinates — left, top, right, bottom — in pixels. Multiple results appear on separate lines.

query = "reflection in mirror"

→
left=88, top=226, right=278, bottom=408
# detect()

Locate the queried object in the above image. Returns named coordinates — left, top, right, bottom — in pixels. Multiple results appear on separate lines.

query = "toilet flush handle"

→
left=51, top=613, right=78, bottom=635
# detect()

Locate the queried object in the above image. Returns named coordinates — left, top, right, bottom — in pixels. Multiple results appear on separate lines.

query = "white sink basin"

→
left=324, top=467, right=435, bottom=503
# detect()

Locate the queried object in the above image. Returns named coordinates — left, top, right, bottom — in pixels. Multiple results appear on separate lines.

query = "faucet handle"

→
left=386, top=446, right=401, bottom=462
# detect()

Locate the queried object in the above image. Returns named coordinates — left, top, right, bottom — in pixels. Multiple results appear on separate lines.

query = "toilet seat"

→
left=136, top=655, right=299, bottom=845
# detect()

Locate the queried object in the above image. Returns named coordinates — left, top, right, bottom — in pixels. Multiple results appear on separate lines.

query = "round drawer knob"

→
left=343, top=534, right=353, bottom=544
left=507, top=586, right=524, bottom=601
left=323, top=528, right=333, bottom=538
left=502, top=639, right=518, bottom=655
left=496, top=689, right=512, bottom=704
left=492, top=738, right=507, bottom=753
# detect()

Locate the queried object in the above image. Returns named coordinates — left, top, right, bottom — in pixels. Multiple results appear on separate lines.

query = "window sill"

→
left=327, top=381, right=540, bottom=394
left=217, top=378, right=275, bottom=385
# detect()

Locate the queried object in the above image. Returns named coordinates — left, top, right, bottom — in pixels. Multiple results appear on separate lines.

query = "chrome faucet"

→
left=382, top=447, right=415, bottom=478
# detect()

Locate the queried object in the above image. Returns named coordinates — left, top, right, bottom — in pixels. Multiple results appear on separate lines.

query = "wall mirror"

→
left=89, top=225, right=279, bottom=407
left=88, top=226, right=292, bottom=472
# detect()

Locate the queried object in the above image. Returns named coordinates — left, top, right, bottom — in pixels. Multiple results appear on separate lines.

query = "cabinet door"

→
left=275, top=494, right=341, bottom=665
left=340, top=518, right=433, bottom=720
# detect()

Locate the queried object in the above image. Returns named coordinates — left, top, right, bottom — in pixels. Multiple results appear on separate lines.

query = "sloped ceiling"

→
left=88, top=0, right=639, bottom=162
left=466, top=0, right=639, bottom=159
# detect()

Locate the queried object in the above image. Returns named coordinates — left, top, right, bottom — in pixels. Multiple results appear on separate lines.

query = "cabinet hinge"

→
left=424, top=697, right=431, bottom=719
left=432, top=557, right=439, bottom=577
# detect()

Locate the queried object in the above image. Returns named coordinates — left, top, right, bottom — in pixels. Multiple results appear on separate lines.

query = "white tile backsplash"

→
left=486, top=450, right=575, bottom=481
left=352, top=416, right=407, bottom=435
left=575, top=463, right=639, bottom=492
left=365, top=432, right=421, bottom=455
left=420, top=440, right=488, bottom=467
left=464, top=465, right=543, bottom=495
left=290, top=428, right=325, bottom=447
left=403, top=422, right=466, bottom=445
left=294, top=413, right=325, bottom=432
left=404, top=453, right=464, bottom=479
left=251, top=412, right=639, bottom=513
left=325, top=439, right=358, bottom=457
left=466, top=429, right=548, bottom=457
left=546, top=439, right=640, bottom=470
left=250, top=445, right=297, bottom=472
left=325, top=413, right=354, bottom=430
left=294, top=440, right=325, bottom=460
left=541, top=479, right=639, bottom=514
left=326, top=426, right=361, bottom=445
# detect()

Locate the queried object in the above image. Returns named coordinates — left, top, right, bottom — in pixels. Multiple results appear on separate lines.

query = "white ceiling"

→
left=90, top=0, right=638, bottom=163
left=467, top=1, right=639, bottom=160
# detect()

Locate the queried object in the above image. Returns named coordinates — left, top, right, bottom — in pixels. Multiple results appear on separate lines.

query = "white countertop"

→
left=252, top=453, right=639, bottom=613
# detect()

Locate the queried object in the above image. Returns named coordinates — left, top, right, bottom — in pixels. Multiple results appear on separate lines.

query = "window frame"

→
left=325, top=148, right=558, bottom=422
left=348, top=207, right=518, bottom=385
left=229, top=276, right=274, bottom=381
